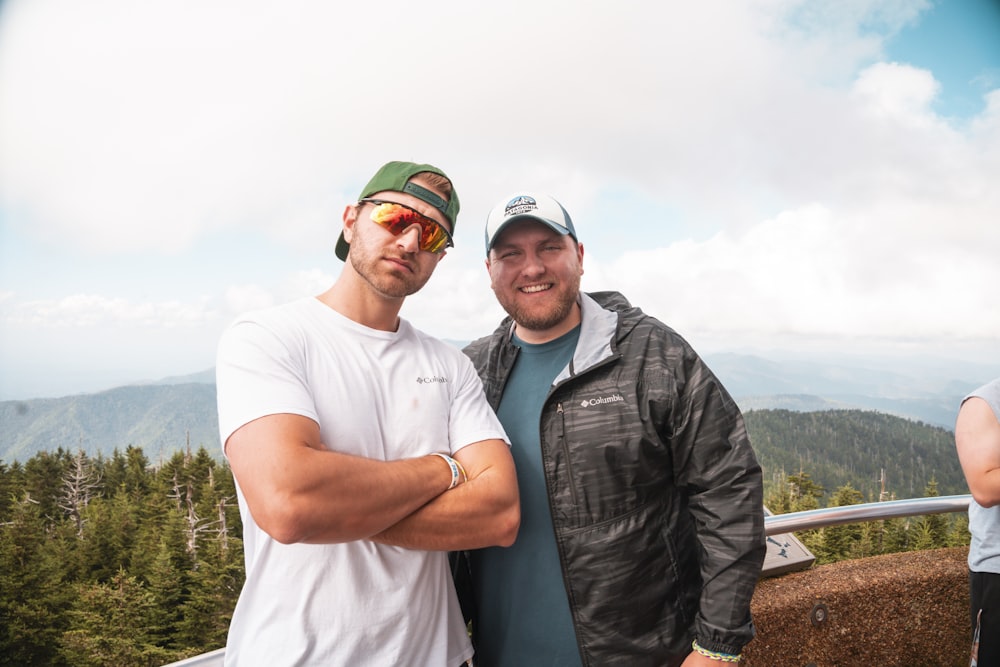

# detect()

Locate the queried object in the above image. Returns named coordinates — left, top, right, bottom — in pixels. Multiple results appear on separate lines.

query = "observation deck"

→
left=164, top=495, right=974, bottom=667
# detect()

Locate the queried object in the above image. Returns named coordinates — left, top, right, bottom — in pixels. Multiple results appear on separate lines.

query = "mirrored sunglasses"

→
left=360, top=198, right=453, bottom=254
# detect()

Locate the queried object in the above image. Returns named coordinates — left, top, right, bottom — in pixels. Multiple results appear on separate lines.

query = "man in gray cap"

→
left=216, top=162, right=519, bottom=667
left=460, top=192, right=764, bottom=666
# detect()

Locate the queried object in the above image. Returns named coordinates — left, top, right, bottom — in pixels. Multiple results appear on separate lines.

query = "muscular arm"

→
left=371, top=438, right=520, bottom=550
left=956, top=396, right=1000, bottom=507
left=225, top=412, right=457, bottom=544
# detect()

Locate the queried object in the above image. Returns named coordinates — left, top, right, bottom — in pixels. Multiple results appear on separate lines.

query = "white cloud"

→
left=0, top=291, right=226, bottom=398
left=2, top=293, right=217, bottom=328
left=852, top=61, right=941, bottom=123
left=0, top=0, right=941, bottom=255
left=222, top=285, right=275, bottom=318
left=284, top=269, right=335, bottom=301
left=593, top=200, right=1000, bottom=343
left=1, top=0, right=998, bottom=398
left=403, top=260, right=507, bottom=343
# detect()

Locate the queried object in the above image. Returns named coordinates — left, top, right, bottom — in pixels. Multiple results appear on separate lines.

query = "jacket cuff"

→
left=693, top=619, right=754, bottom=657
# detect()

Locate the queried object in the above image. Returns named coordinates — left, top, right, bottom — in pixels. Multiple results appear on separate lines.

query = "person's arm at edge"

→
left=371, top=437, right=520, bottom=550
left=225, top=412, right=458, bottom=544
left=956, top=396, right=1000, bottom=507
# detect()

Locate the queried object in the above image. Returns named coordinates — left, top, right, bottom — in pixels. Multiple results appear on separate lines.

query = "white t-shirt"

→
left=216, top=297, right=507, bottom=666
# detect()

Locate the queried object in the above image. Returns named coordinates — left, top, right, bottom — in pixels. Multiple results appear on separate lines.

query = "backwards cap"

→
left=336, top=161, right=460, bottom=261
left=484, top=192, right=577, bottom=255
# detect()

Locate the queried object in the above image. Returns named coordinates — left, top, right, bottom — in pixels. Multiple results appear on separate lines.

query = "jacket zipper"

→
left=555, top=402, right=579, bottom=507
left=545, top=351, right=621, bottom=516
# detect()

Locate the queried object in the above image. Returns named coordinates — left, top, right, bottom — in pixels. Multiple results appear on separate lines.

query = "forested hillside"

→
left=745, top=409, right=964, bottom=500
left=0, top=445, right=240, bottom=666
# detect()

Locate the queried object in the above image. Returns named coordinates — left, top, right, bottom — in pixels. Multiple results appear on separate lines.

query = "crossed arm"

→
left=956, top=396, right=1000, bottom=507
left=225, top=412, right=519, bottom=548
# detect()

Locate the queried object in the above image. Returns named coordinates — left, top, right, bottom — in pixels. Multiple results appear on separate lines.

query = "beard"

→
left=351, top=251, right=432, bottom=298
left=493, top=275, right=580, bottom=333
left=348, top=227, right=434, bottom=299
left=348, top=244, right=433, bottom=299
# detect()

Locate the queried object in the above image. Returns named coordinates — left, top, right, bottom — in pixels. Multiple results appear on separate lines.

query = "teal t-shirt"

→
left=472, top=325, right=582, bottom=667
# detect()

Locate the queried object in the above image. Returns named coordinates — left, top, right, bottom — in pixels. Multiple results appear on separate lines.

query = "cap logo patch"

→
left=504, top=196, right=538, bottom=218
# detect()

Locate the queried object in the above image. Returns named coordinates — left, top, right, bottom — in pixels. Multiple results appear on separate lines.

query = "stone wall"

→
left=744, top=546, right=971, bottom=667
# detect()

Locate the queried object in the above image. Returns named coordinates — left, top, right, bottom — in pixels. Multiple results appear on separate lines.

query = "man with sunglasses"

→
left=459, top=193, right=765, bottom=666
left=215, top=161, right=519, bottom=667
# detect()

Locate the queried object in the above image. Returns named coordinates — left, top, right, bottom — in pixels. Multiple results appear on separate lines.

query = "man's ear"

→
left=342, top=204, right=359, bottom=244
left=577, top=241, right=585, bottom=276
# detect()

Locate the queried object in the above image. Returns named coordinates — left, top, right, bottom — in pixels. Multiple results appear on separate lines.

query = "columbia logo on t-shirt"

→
left=416, top=376, right=449, bottom=384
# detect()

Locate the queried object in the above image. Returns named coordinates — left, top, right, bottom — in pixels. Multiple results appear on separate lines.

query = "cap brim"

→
left=487, top=214, right=571, bottom=252
left=335, top=233, right=350, bottom=261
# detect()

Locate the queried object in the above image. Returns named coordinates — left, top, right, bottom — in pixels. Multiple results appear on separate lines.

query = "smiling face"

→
left=343, top=178, right=451, bottom=300
left=487, top=218, right=584, bottom=343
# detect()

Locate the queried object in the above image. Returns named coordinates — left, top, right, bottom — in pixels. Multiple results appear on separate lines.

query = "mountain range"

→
left=1, top=352, right=995, bottom=465
left=705, top=352, right=993, bottom=430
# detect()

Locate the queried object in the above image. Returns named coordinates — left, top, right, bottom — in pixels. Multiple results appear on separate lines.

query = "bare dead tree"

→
left=59, top=449, right=102, bottom=537
left=216, top=496, right=230, bottom=555
left=168, top=472, right=184, bottom=512
left=203, top=467, right=231, bottom=555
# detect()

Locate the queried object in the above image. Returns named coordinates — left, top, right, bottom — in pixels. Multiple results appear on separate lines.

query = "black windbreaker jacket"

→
left=462, top=291, right=766, bottom=666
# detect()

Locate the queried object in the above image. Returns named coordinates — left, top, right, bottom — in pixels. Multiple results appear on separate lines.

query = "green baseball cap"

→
left=336, top=161, right=460, bottom=261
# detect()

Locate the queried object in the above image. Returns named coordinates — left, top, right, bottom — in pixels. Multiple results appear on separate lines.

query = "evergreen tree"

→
left=849, top=520, right=882, bottom=560
left=910, top=478, right=949, bottom=549
left=175, top=536, right=242, bottom=652
left=882, top=516, right=913, bottom=554
left=949, top=512, right=972, bottom=547
left=0, top=461, right=24, bottom=521
left=123, top=445, right=152, bottom=500
left=817, top=484, right=864, bottom=564
left=909, top=519, right=940, bottom=551
left=60, top=569, right=173, bottom=667
left=22, top=448, right=71, bottom=522
left=0, top=494, right=73, bottom=666
left=786, top=471, right=824, bottom=511
left=100, top=448, right=129, bottom=495
left=79, top=486, right=139, bottom=582
left=145, top=536, right=189, bottom=652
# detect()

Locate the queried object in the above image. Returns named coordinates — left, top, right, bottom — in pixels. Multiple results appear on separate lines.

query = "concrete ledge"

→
left=744, top=546, right=970, bottom=666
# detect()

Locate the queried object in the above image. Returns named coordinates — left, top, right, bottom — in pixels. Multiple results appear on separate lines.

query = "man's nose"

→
left=521, top=251, right=545, bottom=276
left=396, top=224, right=422, bottom=252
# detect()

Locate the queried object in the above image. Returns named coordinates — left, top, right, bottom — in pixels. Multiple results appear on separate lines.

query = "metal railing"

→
left=764, top=493, right=970, bottom=535
left=163, top=494, right=973, bottom=667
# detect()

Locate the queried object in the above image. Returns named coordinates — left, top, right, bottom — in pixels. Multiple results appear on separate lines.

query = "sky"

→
left=1, top=0, right=999, bottom=401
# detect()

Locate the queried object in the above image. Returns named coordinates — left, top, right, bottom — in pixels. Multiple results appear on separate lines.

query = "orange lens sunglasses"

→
left=360, top=198, right=453, bottom=254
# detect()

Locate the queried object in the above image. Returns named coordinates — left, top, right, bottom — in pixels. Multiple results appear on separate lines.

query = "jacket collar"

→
left=551, top=292, right=620, bottom=385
